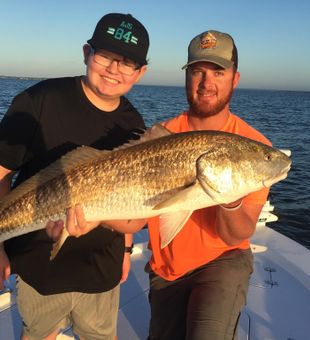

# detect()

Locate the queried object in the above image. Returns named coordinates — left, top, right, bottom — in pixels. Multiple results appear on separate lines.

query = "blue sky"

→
left=0, top=0, right=309, bottom=91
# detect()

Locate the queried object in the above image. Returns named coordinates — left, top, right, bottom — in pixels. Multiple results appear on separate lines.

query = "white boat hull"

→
left=1, top=214, right=309, bottom=339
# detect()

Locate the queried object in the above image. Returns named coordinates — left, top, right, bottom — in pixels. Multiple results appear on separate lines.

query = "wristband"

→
left=220, top=200, right=243, bottom=211
left=125, top=244, right=134, bottom=254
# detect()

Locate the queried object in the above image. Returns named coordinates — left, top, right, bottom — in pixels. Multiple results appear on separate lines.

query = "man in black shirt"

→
left=0, top=13, right=148, bottom=340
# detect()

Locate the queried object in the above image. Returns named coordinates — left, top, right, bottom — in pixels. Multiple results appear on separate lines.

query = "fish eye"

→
left=265, top=154, right=272, bottom=161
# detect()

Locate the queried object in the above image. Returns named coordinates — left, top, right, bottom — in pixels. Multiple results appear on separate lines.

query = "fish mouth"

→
left=263, top=163, right=291, bottom=188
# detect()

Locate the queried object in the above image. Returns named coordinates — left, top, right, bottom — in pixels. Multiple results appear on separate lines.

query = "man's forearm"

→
left=0, top=167, right=13, bottom=255
left=125, top=233, right=133, bottom=247
left=0, top=167, right=13, bottom=199
left=216, top=203, right=263, bottom=245
left=102, top=219, right=147, bottom=234
left=0, top=167, right=13, bottom=253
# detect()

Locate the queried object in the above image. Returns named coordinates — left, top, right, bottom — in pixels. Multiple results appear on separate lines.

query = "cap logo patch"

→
left=200, top=32, right=217, bottom=49
left=107, top=21, right=138, bottom=45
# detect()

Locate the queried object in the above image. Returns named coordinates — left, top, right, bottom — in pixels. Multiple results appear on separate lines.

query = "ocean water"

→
left=0, top=77, right=309, bottom=249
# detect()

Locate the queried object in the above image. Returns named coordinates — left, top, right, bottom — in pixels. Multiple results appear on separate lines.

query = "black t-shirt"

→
left=0, top=76, right=145, bottom=294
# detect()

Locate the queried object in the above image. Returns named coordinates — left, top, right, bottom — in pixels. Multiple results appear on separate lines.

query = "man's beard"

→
left=187, top=87, right=234, bottom=118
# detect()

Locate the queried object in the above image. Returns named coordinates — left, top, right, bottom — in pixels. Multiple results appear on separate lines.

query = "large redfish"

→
left=0, top=125, right=291, bottom=257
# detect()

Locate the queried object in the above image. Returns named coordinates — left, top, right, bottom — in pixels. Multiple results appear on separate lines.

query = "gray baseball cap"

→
left=182, top=30, right=238, bottom=69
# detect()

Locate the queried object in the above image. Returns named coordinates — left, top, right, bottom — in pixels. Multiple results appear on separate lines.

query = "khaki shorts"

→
left=16, top=276, right=120, bottom=340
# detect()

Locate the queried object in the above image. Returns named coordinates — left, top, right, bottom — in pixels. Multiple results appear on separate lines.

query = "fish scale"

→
left=0, top=125, right=291, bottom=253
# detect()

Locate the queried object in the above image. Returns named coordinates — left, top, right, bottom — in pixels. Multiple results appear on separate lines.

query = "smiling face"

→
left=82, top=44, right=147, bottom=110
left=186, top=62, right=240, bottom=118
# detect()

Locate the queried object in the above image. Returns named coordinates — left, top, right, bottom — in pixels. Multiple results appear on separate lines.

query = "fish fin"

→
left=140, top=124, right=173, bottom=140
left=50, top=228, right=70, bottom=260
left=196, top=151, right=249, bottom=205
left=196, top=149, right=235, bottom=204
left=197, top=176, right=222, bottom=201
left=112, top=124, right=173, bottom=151
left=153, top=182, right=198, bottom=210
left=197, top=172, right=245, bottom=205
left=0, top=146, right=109, bottom=211
left=159, top=210, right=193, bottom=248
left=197, top=175, right=241, bottom=204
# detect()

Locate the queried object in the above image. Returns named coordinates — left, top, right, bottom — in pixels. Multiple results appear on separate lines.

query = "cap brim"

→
left=87, top=39, right=147, bottom=65
left=182, top=56, right=234, bottom=70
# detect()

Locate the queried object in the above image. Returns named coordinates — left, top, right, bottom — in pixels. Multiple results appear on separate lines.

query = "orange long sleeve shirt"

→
left=147, top=112, right=271, bottom=281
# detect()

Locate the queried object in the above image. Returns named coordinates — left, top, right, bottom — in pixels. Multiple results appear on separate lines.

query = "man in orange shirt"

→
left=145, top=30, right=271, bottom=340
left=47, top=30, right=272, bottom=340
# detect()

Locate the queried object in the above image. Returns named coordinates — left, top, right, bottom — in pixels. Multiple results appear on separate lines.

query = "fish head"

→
left=196, top=137, right=291, bottom=203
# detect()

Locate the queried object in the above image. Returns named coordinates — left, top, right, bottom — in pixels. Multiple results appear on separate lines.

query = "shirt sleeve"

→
left=0, top=91, right=39, bottom=170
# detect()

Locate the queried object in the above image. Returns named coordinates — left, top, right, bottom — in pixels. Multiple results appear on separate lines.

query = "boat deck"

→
left=1, top=226, right=310, bottom=340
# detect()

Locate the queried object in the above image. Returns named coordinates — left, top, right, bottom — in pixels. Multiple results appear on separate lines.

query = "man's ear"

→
left=135, top=65, right=148, bottom=83
left=233, top=71, right=240, bottom=89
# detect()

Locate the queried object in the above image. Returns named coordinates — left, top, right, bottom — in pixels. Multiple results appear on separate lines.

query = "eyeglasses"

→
left=90, top=47, right=141, bottom=76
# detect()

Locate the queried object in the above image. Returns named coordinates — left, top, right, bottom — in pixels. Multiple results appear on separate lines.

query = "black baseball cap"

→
left=182, top=30, right=238, bottom=69
left=87, top=13, right=149, bottom=65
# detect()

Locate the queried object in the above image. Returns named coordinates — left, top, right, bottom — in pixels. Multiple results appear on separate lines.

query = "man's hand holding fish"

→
left=46, top=204, right=146, bottom=243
